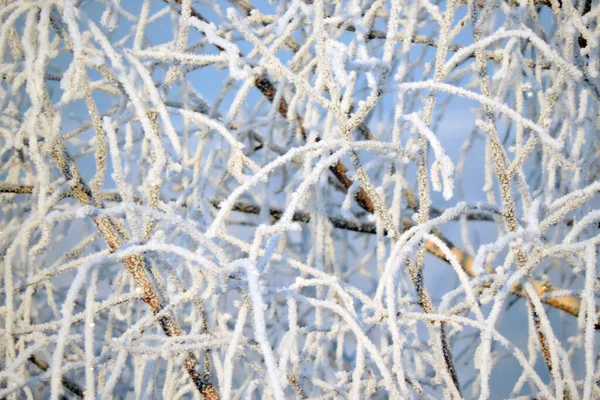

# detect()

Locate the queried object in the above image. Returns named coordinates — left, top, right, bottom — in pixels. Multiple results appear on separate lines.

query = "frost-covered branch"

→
left=1, top=0, right=599, bottom=398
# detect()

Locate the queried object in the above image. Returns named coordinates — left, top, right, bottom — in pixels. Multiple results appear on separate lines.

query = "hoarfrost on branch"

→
left=0, top=0, right=599, bottom=399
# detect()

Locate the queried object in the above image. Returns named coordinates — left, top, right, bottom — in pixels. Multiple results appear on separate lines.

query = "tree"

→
left=0, top=0, right=599, bottom=398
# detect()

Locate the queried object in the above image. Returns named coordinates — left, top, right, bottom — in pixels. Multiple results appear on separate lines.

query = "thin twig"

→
left=28, top=354, right=85, bottom=398
left=3, top=184, right=595, bottom=326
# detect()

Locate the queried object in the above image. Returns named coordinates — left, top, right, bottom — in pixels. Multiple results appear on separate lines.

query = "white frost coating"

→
left=582, top=245, right=596, bottom=400
left=205, top=140, right=404, bottom=238
left=187, top=16, right=250, bottom=80
left=221, top=305, right=248, bottom=400
left=326, top=39, right=349, bottom=87
left=125, top=52, right=182, bottom=156
left=175, top=107, right=245, bottom=151
left=60, top=1, right=85, bottom=103
left=84, top=270, right=98, bottom=400
left=405, top=113, right=455, bottom=200
left=2, top=1, right=599, bottom=399
left=88, top=21, right=168, bottom=186
left=50, top=262, right=94, bottom=400
left=231, top=258, right=285, bottom=399
left=443, top=29, right=584, bottom=81
left=398, top=81, right=564, bottom=150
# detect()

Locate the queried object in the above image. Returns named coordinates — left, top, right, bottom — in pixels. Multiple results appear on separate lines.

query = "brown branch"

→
left=4, top=10, right=597, bottom=398
left=3, top=182, right=595, bottom=327
left=200, top=2, right=600, bottom=333
left=7, top=1, right=590, bottom=398
left=231, top=0, right=550, bottom=70
left=5, top=130, right=216, bottom=396
left=362, top=28, right=551, bottom=69
left=220, top=201, right=599, bottom=329
left=37, top=9, right=222, bottom=398
left=99, top=2, right=597, bottom=397
left=47, top=137, right=219, bottom=399
left=28, top=354, right=85, bottom=398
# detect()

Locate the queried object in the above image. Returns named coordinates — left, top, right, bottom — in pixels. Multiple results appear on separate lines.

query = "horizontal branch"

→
left=359, top=29, right=550, bottom=70
left=28, top=354, right=84, bottom=398
left=231, top=0, right=550, bottom=69
left=49, top=134, right=218, bottom=399
left=213, top=199, right=600, bottom=329
left=2, top=184, right=596, bottom=328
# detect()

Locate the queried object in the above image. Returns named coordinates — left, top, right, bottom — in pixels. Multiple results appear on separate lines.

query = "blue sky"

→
left=18, top=1, right=592, bottom=397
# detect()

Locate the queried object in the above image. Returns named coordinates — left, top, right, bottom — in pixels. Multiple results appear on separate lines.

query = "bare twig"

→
left=28, top=354, right=85, bottom=399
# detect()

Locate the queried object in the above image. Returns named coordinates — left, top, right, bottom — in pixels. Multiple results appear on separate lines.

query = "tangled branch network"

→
left=1, top=0, right=599, bottom=398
